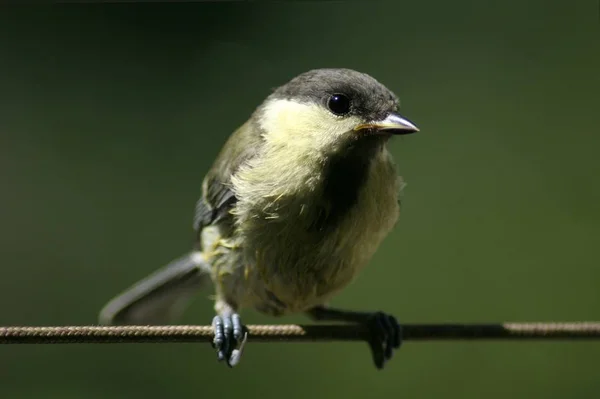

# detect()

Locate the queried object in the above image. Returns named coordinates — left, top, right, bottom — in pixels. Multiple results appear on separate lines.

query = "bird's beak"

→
left=354, top=112, right=419, bottom=135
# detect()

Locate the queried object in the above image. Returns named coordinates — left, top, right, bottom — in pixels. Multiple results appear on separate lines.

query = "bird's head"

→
left=254, top=68, right=419, bottom=153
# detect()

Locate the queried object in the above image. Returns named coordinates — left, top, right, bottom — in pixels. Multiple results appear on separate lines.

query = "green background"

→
left=1, top=1, right=599, bottom=398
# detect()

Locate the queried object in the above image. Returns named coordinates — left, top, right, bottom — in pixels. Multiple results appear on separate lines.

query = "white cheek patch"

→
left=258, top=99, right=361, bottom=146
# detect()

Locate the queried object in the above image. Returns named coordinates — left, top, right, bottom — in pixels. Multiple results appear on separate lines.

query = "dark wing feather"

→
left=193, top=120, right=263, bottom=242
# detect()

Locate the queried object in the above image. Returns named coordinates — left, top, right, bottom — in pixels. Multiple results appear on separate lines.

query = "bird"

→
left=98, top=68, right=419, bottom=370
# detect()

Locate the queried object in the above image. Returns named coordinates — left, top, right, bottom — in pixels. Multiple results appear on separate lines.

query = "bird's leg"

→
left=306, top=305, right=402, bottom=369
left=212, top=301, right=248, bottom=368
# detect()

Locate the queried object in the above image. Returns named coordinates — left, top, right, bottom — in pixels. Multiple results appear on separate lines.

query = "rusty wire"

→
left=1, top=322, right=600, bottom=345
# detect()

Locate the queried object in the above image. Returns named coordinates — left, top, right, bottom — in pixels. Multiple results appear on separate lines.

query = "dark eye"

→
left=327, top=94, right=351, bottom=116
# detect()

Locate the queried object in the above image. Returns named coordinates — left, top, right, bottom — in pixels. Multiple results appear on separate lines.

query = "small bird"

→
left=99, top=68, right=419, bottom=369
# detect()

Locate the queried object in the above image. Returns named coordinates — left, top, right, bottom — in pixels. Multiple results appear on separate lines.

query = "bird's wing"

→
left=193, top=120, right=263, bottom=242
left=98, top=121, right=263, bottom=326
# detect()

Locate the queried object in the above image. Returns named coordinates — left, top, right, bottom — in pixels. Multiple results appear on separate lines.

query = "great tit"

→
left=99, top=68, right=419, bottom=370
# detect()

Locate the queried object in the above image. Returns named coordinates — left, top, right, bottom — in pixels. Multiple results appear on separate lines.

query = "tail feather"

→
left=98, top=252, right=211, bottom=325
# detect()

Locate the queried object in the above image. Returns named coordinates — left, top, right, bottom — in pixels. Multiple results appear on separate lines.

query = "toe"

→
left=366, top=312, right=388, bottom=369
left=212, top=316, right=224, bottom=349
left=368, top=338, right=386, bottom=370
left=212, top=316, right=227, bottom=362
left=389, top=315, right=402, bottom=349
left=366, top=312, right=402, bottom=369
left=232, top=313, right=244, bottom=342
left=226, top=314, right=247, bottom=367
left=371, top=312, right=388, bottom=342
left=220, top=315, right=234, bottom=362
left=228, top=331, right=247, bottom=368
left=379, top=315, right=394, bottom=360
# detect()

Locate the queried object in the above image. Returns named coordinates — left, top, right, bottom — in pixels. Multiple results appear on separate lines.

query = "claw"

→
left=228, top=330, right=248, bottom=367
left=211, top=313, right=246, bottom=367
left=365, top=312, right=402, bottom=370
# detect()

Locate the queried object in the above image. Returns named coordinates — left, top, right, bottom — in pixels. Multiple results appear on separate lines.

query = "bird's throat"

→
left=316, top=135, right=387, bottom=230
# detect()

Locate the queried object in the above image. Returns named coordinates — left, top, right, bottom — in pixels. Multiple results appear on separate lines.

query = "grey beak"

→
left=354, top=112, right=419, bottom=135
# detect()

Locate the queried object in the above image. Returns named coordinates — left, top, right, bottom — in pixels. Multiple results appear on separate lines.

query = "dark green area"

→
left=1, top=1, right=599, bottom=398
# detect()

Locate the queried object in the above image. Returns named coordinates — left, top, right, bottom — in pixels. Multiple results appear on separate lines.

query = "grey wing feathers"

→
left=98, top=253, right=210, bottom=325
left=193, top=120, right=263, bottom=237
left=193, top=179, right=237, bottom=237
left=193, top=195, right=213, bottom=234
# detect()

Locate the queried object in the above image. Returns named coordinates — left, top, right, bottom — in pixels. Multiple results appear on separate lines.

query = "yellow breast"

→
left=231, top=147, right=401, bottom=314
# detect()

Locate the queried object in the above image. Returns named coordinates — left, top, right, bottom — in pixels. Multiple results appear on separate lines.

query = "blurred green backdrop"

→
left=1, top=1, right=599, bottom=398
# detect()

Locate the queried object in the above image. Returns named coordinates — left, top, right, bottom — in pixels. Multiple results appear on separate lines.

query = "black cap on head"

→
left=270, top=68, right=399, bottom=122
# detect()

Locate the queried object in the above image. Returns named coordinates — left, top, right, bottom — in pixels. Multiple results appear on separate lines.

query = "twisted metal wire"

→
left=1, top=322, right=600, bottom=344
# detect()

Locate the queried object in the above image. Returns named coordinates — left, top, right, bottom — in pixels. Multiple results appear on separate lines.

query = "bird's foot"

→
left=212, top=313, right=248, bottom=367
left=365, top=312, right=402, bottom=370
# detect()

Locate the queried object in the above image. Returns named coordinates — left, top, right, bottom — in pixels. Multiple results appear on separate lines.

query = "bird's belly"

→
left=248, top=212, right=397, bottom=315
left=241, top=155, right=401, bottom=315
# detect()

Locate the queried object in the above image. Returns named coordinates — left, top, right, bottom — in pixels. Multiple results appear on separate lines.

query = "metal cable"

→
left=2, top=323, right=600, bottom=344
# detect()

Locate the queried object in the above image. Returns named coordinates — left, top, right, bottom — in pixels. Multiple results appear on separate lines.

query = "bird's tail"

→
left=98, top=252, right=211, bottom=325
